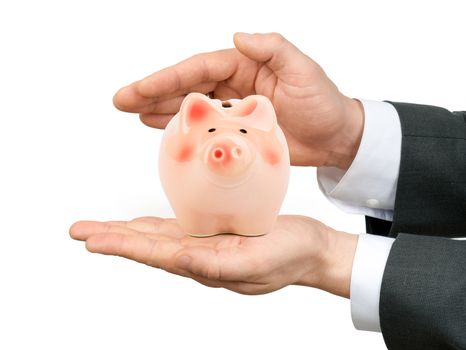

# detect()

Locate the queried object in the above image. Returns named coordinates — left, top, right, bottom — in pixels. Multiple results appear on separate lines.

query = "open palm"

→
left=70, top=215, right=330, bottom=295
left=113, top=33, right=362, bottom=167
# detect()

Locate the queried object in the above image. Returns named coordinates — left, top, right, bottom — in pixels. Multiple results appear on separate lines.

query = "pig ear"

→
left=179, top=93, right=220, bottom=131
left=231, top=95, right=277, bottom=131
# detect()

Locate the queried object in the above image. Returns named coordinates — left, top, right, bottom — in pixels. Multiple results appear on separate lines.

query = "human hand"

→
left=113, top=32, right=364, bottom=169
left=70, top=215, right=357, bottom=297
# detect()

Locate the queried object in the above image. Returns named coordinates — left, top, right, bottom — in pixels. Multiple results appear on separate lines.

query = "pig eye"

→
left=208, top=128, right=216, bottom=132
left=239, top=129, right=247, bottom=134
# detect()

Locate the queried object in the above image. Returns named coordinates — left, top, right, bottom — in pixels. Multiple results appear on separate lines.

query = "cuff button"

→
left=366, top=199, right=380, bottom=208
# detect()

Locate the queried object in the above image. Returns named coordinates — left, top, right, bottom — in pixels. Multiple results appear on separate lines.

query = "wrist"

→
left=322, top=229, right=358, bottom=298
left=296, top=225, right=358, bottom=298
left=324, top=97, right=364, bottom=170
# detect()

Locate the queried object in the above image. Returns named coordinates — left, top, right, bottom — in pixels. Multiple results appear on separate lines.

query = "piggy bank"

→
left=159, top=92, right=289, bottom=237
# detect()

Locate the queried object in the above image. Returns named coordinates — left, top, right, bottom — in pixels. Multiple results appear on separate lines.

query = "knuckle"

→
left=144, top=239, right=159, bottom=267
left=114, top=235, right=125, bottom=256
left=267, top=32, right=285, bottom=44
left=149, top=218, right=162, bottom=234
left=205, top=263, right=221, bottom=280
left=102, top=222, right=114, bottom=233
left=190, top=52, right=203, bottom=60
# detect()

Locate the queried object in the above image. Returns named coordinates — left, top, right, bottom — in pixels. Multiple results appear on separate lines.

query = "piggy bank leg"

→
left=176, top=209, right=273, bottom=237
left=176, top=210, right=232, bottom=237
left=230, top=215, right=273, bottom=237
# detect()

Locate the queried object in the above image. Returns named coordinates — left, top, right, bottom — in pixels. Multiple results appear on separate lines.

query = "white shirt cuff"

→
left=317, top=100, right=401, bottom=221
left=351, top=233, right=395, bottom=332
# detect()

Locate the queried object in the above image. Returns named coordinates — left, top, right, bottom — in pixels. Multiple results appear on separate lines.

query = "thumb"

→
left=233, top=32, right=313, bottom=74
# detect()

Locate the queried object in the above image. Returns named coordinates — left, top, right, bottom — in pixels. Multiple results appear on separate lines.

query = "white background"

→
left=0, top=1, right=464, bottom=349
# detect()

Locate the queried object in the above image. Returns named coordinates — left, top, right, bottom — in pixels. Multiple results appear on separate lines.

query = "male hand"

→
left=113, top=32, right=364, bottom=169
left=70, top=216, right=357, bottom=297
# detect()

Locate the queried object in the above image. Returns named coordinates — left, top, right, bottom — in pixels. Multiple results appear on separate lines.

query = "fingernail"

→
left=176, top=255, right=192, bottom=269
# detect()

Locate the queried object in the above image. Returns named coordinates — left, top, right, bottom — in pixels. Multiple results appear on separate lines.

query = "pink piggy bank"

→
left=159, top=92, right=290, bottom=237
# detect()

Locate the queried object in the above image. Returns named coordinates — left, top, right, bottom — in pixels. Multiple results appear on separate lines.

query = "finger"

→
left=85, top=232, right=182, bottom=269
left=115, top=81, right=217, bottom=115
left=136, top=49, right=239, bottom=99
left=69, top=221, right=139, bottom=241
left=119, top=90, right=186, bottom=115
left=70, top=219, right=179, bottom=241
left=123, top=216, right=165, bottom=234
left=140, top=81, right=223, bottom=114
left=209, top=82, right=243, bottom=101
left=84, top=217, right=189, bottom=240
left=139, top=114, right=174, bottom=129
left=140, top=95, right=186, bottom=115
left=113, top=81, right=153, bottom=112
left=74, top=217, right=233, bottom=245
left=233, top=32, right=314, bottom=76
left=125, top=217, right=186, bottom=239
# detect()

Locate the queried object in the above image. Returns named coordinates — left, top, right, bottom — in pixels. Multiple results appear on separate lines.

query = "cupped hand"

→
left=113, top=32, right=363, bottom=169
left=69, top=215, right=357, bottom=297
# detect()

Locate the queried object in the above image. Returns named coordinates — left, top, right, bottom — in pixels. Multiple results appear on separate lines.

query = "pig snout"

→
left=203, top=135, right=254, bottom=178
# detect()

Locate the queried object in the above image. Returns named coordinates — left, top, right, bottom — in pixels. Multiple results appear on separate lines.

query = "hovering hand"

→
left=113, top=32, right=363, bottom=169
left=70, top=215, right=357, bottom=297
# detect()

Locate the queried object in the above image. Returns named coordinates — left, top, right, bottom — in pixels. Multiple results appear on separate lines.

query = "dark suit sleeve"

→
left=366, top=102, right=466, bottom=238
left=369, top=103, right=466, bottom=349
left=380, top=234, right=466, bottom=350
